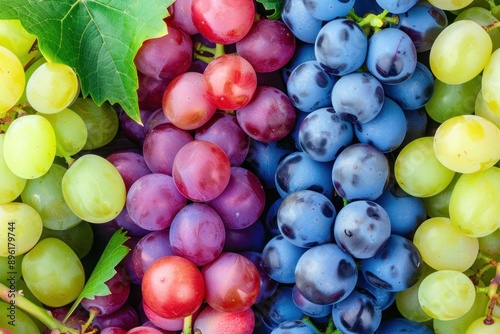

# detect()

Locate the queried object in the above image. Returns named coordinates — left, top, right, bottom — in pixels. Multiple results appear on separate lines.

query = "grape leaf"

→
left=0, top=0, right=173, bottom=123
left=256, top=0, right=284, bottom=19
left=64, top=228, right=130, bottom=321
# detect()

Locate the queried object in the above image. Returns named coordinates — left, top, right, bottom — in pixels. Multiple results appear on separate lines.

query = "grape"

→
left=0, top=20, right=36, bottom=57
left=466, top=317, right=500, bottom=333
left=291, top=284, right=332, bottom=318
left=376, top=0, right=418, bottom=13
left=394, top=136, right=455, bottom=198
left=334, top=200, right=391, bottom=259
left=22, top=237, right=85, bottom=307
left=0, top=300, right=41, bottom=334
left=482, top=48, right=500, bottom=115
left=3, top=114, right=56, bottom=179
left=223, top=220, right=266, bottom=253
left=93, top=304, right=140, bottom=331
left=282, top=43, right=316, bottom=83
left=69, top=97, right=119, bottom=150
left=261, top=235, right=307, bottom=284
left=126, top=327, right=164, bottom=334
left=142, top=256, right=205, bottom=319
left=137, top=75, right=170, bottom=112
left=39, top=220, right=94, bottom=259
left=141, top=302, right=185, bottom=331
left=449, top=167, right=500, bottom=237
left=191, top=0, right=255, bottom=44
left=315, top=18, right=368, bottom=76
left=0, top=254, right=23, bottom=285
left=430, top=20, right=492, bottom=84
left=110, top=208, right=149, bottom=237
left=193, top=305, right=255, bottom=334
left=258, top=285, right=305, bottom=328
left=479, top=228, right=500, bottom=257
left=401, top=108, right=428, bottom=148
left=100, top=328, right=128, bottom=334
left=434, top=115, right=500, bottom=173
left=476, top=89, right=500, bottom=129
left=295, top=243, right=358, bottom=305
left=166, top=0, right=198, bottom=35
left=0, top=45, right=25, bottom=115
left=366, top=28, right=417, bottom=85
left=240, top=251, right=279, bottom=303
left=428, top=0, right=474, bottom=10
left=236, top=18, right=296, bottom=73
left=418, top=270, right=475, bottom=320
left=269, top=320, right=317, bottom=334
left=456, top=6, right=500, bottom=51
left=62, top=154, right=126, bottom=224
left=143, top=108, right=169, bottom=134
left=303, top=0, right=354, bottom=21
left=202, top=54, right=257, bottom=110
left=0, top=133, right=26, bottom=204
left=106, top=151, right=152, bottom=192
left=119, top=108, right=151, bottom=145
left=26, top=61, right=79, bottom=114
left=0, top=202, right=43, bottom=256
left=201, top=252, right=260, bottom=313
left=132, top=229, right=174, bottom=280
left=375, top=318, right=433, bottom=333
left=281, top=0, right=323, bottom=44
left=172, top=140, right=231, bottom=202
left=356, top=273, right=396, bottom=311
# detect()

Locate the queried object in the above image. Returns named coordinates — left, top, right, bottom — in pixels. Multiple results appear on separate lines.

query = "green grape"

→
left=430, top=20, right=491, bottom=85
left=62, top=154, right=126, bottom=223
left=424, top=75, right=481, bottom=123
left=482, top=49, right=500, bottom=115
left=476, top=89, right=500, bottom=129
left=20, top=163, right=81, bottom=230
left=434, top=115, right=500, bottom=173
left=428, top=0, right=474, bottom=10
left=413, top=217, right=479, bottom=272
left=69, top=97, right=119, bottom=150
left=0, top=254, right=23, bottom=285
left=456, top=7, right=500, bottom=51
left=418, top=270, right=476, bottom=320
left=0, top=45, right=25, bottom=115
left=37, top=108, right=88, bottom=159
left=0, top=19, right=36, bottom=58
left=3, top=114, right=56, bottom=179
left=0, top=134, right=26, bottom=204
left=396, top=263, right=435, bottom=323
left=449, top=167, right=500, bottom=237
left=26, top=61, right=79, bottom=114
left=0, top=300, right=42, bottom=334
left=17, top=56, right=47, bottom=105
left=478, top=228, right=500, bottom=257
left=0, top=202, right=43, bottom=257
left=22, top=237, right=85, bottom=307
left=466, top=317, right=500, bottom=333
left=394, top=136, right=455, bottom=198
left=40, top=220, right=94, bottom=259
left=422, top=172, right=461, bottom=218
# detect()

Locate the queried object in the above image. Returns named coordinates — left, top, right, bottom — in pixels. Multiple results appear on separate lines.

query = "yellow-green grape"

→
left=475, top=89, right=500, bottom=129
left=37, top=108, right=88, bottom=159
left=17, top=56, right=47, bottom=105
left=418, top=270, right=476, bottom=320
left=478, top=228, right=500, bottom=257
left=0, top=254, right=23, bottom=284
left=21, top=237, right=85, bottom=307
left=430, top=20, right=492, bottom=85
left=70, top=97, right=119, bottom=150
left=413, top=217, right=478, bottom=271
left=26, top=61, right=79, bottom=114
left=449, top=167, right=500, bottom=237
left=482, top=49, right=500, bottom=115
left=62, top=154, right=126, bottom=223
left=434, top=115, right=500, bottom=173
left=40, top=220, right=94, bottom=259
left=455, top=7, right=500, bottom=51
left=394, top=136, right=455, bottom=198
left=3, top=114, right=56, bottom=179
left=0, top=134, right=26, bottom=204
left=422, top=172, right=461, bottom=218
left=21, top=163, right=82, bottom=230
left=466, top=317, right=500, bottom=333
left=0, top=202, right=43, bottom=256
left=0, top=19, right=36, bottom=57
left=0, top=300, right=42, bottom=334
left=0, top=45, right=25, bottom=115
left=428, top=0, right=474, bottom=10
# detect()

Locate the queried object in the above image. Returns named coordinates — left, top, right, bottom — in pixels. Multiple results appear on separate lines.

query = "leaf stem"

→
left=483, top=20, right=500, bottom=32
left=0, top=282, right=79, bottom=334
left=183, top=314, right=193, bottom=334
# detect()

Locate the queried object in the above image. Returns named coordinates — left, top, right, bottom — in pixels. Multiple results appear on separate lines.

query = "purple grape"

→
left=132, top=229, right=175, bottom=280
left=106, top=151, right=152, bottom=192
left=137, top=73, right=171, bottom=112
left=223, top=219, right=267, bottom=253
left=240, top=251, right=279, bottom=304
left=111, top=208, right=150, bottom=237
left=143, top=108, right=170, bottom=135
left=119, top=108, right=152, bottom=144
left=92, top=304, right=140, bottom=331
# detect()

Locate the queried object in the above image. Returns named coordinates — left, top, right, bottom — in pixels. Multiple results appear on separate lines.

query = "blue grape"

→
left=353, top=0, right=384, bottom=16
left=331, top=289, right=382, bottom=334
left=315, top=18, right=368, bottom=76
left=361, top=234, right=423, bottom=292
left=354, top=97, right=407, bottom=153
left=375, top=0, right=418, bottom=14
left=298, top=107, right=354, bottom=162
left=393, top=1, right=448, bottom=52
left=264, top=197, right=285, bottom=237
left=303, top=0, right=355, bottom=21
left=292, top=284, right=333, bottom=318
left=375, top=318, right=433, bottom=333
left=290, top=110, right=309, bottom=151
left=282, top=0, right=323, bottom=43
left=270, top=320, right=317, bottom=334
left=374, top=184, right=427, bottom=237
left=259, top=286, right=305, bottom=328
left=366, top=28, right=417, bottom=85
left=401, top=108, right=428, bottom=147
left=282, top=43, right=316, bottom=83
left=331, top=72, right=384, bottom=124
left=332, top=143, right=390, bottom=201
left=295, top=243, right=358, bottom=305
left=262, top=235, right=308, bottom=284
left=275, top=151, right=335, bottom=199
left=287, top=61, right=336, bottom=113
left=382, top=62, right=434, bottom=110
left=356, top=273, right=396, bottom=311
left=333, top=200, right=391, bottom=259
left=277, top=189, right=336, bottom=248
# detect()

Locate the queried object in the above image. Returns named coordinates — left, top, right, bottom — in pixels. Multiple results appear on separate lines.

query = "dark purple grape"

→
left=106, top=151, right=152, bottom=192
left=92, top=304, right=140, bottom=331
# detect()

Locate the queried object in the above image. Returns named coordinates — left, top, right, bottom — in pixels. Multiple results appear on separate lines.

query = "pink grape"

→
left=142, top=300, right=184, bottom=331
left=166, top=0, right=198, bottom=35
left=193, top=305, right=255, bottom=334
left=126, top=326, right=164, bottom=334
left=106, top=151, right=152, bottom=191
left=132, top=229, right=175, bottom=280
left=143, top=108, right=169, bottom=134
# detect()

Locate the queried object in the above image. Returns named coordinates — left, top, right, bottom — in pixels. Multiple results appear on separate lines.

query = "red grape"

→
left=193, top=305, right=255, bottom=334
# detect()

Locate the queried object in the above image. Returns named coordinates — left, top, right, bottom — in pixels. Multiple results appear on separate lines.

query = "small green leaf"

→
left=256, top=0, right=285, bottom=19
left=64, top=228, right=130, bottom=322
left=0, top=0, right=174, bottom=123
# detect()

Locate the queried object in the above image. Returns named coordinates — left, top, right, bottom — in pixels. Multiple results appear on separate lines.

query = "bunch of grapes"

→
left=2, top=0, right=500, bottom=333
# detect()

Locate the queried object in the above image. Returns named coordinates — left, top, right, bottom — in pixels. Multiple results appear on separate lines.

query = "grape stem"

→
left=483, top=19, right=500, bottom=33
left=473, top=252, right=500, bottom=326
left=0, top=282, right=79, bottom=334
left=193, top=42, right=226, bottom=64
left=347, top=9, right=399, bottom=34
left=182, top=314, right=193, bottom=334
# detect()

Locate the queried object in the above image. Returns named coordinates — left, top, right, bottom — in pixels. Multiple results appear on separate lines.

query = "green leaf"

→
left=64, top=228, right=130, bottom=322
left=0, top=0, right=174, bottom=123
left=256, top=0, right=285, bottom=19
